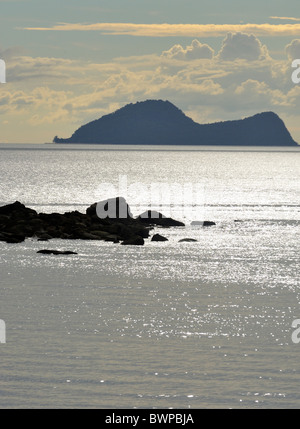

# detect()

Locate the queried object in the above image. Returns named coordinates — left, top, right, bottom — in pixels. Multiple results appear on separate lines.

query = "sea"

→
left=0, top=143, right=300, bottom=409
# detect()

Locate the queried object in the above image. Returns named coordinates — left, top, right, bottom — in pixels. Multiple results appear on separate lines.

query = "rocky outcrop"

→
left=0, top=198, right=184, bottom=246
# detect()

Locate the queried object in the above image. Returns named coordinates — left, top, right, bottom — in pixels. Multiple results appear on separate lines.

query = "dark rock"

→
left=5, top=237, right=25, bottom=243
left=37, top=249, right=78, bottom=255
left=0, top=201, right=37, bottom=217
left=28, top=218, right=44, bottom=229
left=36, top=233, right=53, bottom=241
left=139, top=210, right=166, bottom=219
left=59, top=233, right=73, bottom=239
left=191, top=220, right=216, bottom=226
left=151, top=233, right=168, bottom=242
left=0, top=199, right=152, bottom=245
left=178, top=238, right=198, bottom=242
left=86, top=197, right=133, bottom=220
left=137, top=210, right=185, bottom=227
left=75, top=231, right=104, bottom=240
left=103, top=234, right=119, bottom=243
left=5, top=236, right=25, bottom=243
left=90, top=230, right=110, bottom=237
left=0, top=214, right=10, bottom=224
left=121, top=236, right=145, bottom=246
left=0, top=232, right=25, bottom=243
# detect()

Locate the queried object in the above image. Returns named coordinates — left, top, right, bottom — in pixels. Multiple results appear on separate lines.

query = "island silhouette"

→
left=53, top=99, right=298, bottom=146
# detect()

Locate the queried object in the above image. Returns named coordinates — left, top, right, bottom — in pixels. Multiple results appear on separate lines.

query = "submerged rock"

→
left=178, top=238, right=198, bottom=242
left=191, top=220, right=216, bottom=226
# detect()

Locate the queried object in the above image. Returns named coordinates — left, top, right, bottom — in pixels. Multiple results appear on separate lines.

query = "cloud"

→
left=270, top=16, right=300, bottom=22
left=5, top=55, right=92, bottom=84
left=285, top=39, right=300, bottom=60
left=234, top=79, right=288, bottom=108
left=161, top=40, right=214, bottom=60
left=0, top=45, right=24, bottom=60
left=2, top=32, right=300, bottom=143
left=217, top=32, right=270, bottom=61
left=23, top=22, right=300, bottom=38
left=161, top=33, right=270, bottom=63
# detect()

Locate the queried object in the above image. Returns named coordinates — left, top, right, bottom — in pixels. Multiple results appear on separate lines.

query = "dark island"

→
left=53, top=99, right=298, bottom=146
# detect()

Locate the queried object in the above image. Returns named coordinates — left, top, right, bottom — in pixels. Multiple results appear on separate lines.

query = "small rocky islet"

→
left=0, top=197, right=216, bottom=253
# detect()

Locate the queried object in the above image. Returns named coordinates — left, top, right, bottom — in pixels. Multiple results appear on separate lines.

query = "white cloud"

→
left=161, top=39, right=214, bottom=60
left=269, top=16, right=300, bottom=22
left=23, top=22, right=300, bottom=38
left=217, top=32, right=270, bottom=61
left=234, top=79, right=288, bottom=107
left=1, top=33, right=300, bottom=143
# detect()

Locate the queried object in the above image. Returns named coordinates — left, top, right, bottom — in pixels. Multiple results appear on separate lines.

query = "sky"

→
left=1, top=0, right=300, bottom=143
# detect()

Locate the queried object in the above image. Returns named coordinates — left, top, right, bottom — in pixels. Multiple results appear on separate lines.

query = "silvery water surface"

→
left=0, top=143, right=300, bottom=409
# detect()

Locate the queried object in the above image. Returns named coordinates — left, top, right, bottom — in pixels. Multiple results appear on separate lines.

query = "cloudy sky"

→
left=1, top=0, right=300, bottom=143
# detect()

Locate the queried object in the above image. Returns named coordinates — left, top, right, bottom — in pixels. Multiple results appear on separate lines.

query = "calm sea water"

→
left=0, top=143, right=300, bottom=409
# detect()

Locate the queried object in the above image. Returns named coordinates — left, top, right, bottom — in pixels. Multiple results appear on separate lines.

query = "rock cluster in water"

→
left=0, top=198, right=186, bottom=247
left=0, top=198, right=219, bottom=252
